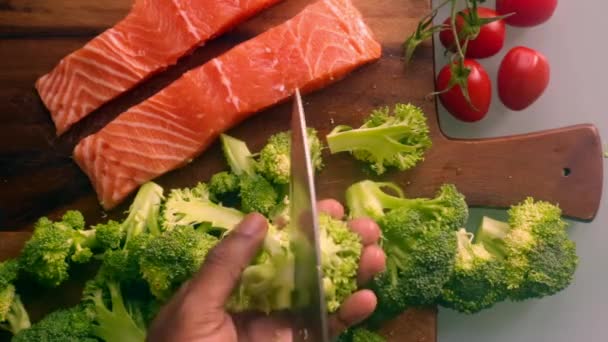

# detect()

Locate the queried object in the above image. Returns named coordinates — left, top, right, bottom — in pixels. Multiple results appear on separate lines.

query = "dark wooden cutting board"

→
left=0, top=0, right=603, bottom=341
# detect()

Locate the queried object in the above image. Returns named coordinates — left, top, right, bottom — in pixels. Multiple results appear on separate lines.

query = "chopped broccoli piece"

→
left=12, top=305, right=93, bottom=342
left=369, top=207, right=457, bottom=320
left=83, top=278, right=146, bottom=342
left=255, top=129, right=324, bottom=185
left=0, top=285, right=30, bottom=335
left=327, top=104, right=431, bottom=175
left=138, top=226, right=219, bottom=300
left=162, top=182, right=245, bottom=231
left=474, top=198, right=578, bottom=301
left=346, top=180, right=468, bottom=230
left=228, top=214, right=362, bottom=314
left=0, top=260, right=31, bottom=335
left=94, top=220, right=124, bottom=251
left=440, top=229, right=507, bottom=314
left=239, top=175, right=279, bottom=216
left=208, top=171, right=241, bottom=206
left=220, top=134, right=280, bottom=215
left=335, top=328, right=386, bottom=342
left=122, top=182, right=164, bottom=244
left=61, top=210, right=86, bottom=231
left=19, top=213, right=96, bottom=287
left=221, top=133, right=256, bottom=176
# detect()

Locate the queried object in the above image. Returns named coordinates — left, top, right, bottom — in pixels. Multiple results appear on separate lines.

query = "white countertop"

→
left=431, top=1, right=608, bottom=341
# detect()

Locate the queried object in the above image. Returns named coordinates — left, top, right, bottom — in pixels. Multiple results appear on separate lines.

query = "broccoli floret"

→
left=440, top=229, right=507, bottom=314
left=220, top=134, right=280, bottom=216
left=138, top=227, right=219, bottom=300
left=83, top=278, right=146, bottom=342
left=94, top=220, right=124, bottom=251
left=208, top=171, right=241, bottom=206
left=474, top=198, right=578, bottom=301
left=327, top=104, right=432, bottom=175
left=162, top=182, right=245, bottom=231
left=12, top=305, right=94, bottom=342
left=61, top=210, right=86, bottom=231
left=0, top=285, right=30, bottom=335
left=19, top=213, right=96, bottom=287
left=228, top=214, right=362, bottom=314
left=240, top=175, right=279, bottom=216
left=346, top=180, right=468, bottom=230
left=369, top=207, right=457, bottom=320
left=255, top=129, right=324, bottom=185
left=0, top=260, right=30, bottom=335
left=335, top=328, right=386, bottom=342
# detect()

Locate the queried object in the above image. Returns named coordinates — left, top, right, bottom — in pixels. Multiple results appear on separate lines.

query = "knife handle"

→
left=404, top=124, right=604, bottom=220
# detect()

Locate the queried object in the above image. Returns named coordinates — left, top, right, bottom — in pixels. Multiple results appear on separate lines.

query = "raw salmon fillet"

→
left=74, top=0, right=382, bottom=209
left=36, top=0, right=281, bottom=135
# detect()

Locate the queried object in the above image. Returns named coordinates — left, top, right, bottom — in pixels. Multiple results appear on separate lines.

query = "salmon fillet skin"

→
left=74, top=0, right=382, bottom=210
left=35, top=0, right=282, bottom=135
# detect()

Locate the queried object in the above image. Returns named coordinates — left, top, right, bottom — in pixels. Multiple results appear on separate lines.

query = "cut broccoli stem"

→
left=221, top=134, right=255, bottom=176
left=346, top=181, right=406, bottom=219
left=474, top=216, right=510, bottom=259
left=0, top=286, right=30, bottom=335
left=327, top=125, right=421, bottom=154
left=123, top=182, right=164, bottom=244
left=89, top=281, right=146, bottom=342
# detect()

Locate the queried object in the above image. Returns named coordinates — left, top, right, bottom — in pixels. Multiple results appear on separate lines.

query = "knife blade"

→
left=289, top=88, right=329, bottom=342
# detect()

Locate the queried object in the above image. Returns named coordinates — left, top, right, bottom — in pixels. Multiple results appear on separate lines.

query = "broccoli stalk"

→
left=346, top=180, right=468, bottom=230
left=474, top=198, right=578, bottom=301
left=439, top=228, right=507, bottom=314
left=326, top=103, right=432, bottom=175
left=84, top=280, right=146, bottom=342
left=123, top=182, right=164, bottom=244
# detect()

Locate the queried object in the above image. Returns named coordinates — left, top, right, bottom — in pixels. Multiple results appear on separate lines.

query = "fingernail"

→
left=237, top=213, right=268, bottom=237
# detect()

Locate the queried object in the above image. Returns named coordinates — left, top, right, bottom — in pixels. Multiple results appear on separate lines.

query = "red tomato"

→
left=439, top=7, right=506, bottom=59
left=498, top=47, right=550, bottom=111
left=437, top=60, right=492, bottom=122
left=496, top=0, right=558, bottom=27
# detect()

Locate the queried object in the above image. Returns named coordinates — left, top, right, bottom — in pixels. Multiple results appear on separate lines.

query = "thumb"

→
left=188, top=213, right=268, bottom=309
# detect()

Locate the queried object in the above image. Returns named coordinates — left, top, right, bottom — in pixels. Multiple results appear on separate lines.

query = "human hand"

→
left=147, top=199, right=386, bottom=342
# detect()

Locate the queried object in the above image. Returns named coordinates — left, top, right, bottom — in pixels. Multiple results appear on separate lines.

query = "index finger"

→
left=317, top=199, right=344, bottom=219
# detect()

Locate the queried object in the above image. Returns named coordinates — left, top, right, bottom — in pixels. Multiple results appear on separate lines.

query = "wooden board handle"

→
left=405, top=124, right=604, bottom=220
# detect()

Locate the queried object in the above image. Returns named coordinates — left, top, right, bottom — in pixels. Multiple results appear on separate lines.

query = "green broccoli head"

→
left=239, top=175, right=279, bottom=216
left=19, top=217, right=74, bottom=287
left=138, top=227, right=219, bottom=301
left=327, top=103, right=432, bottom=175
left=346, top=181, right=468, bottom=230
left=0, top=260, right=19, bottom=290
left=256, top=128, right=324, bottom=185
left=336, top=327, right=386, bottom=342
left=372, top=207, right=457, bottom=317
left=83, top=278, right=147, bottom=342
left=162, top=182, right=245, bottom=231
left=475, top=198, right=579, bottom=301
left=208, top=171, right=241, bottom=206
left=440, top=229, right=507, bottom=314
left=228, top=214, right=362, bottom=314
left=12, top=305, right=92, bottom=342
left=95, top=220, right=124, bottom=251
left=318, top=214, right=362, bottom=313
left=61, top=210, right=86, bottom=230
left=0, top=284, right=30, bottom=335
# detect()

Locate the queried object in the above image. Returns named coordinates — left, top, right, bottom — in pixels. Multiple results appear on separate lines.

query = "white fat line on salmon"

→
left=213, top=59, right=242, bottom=111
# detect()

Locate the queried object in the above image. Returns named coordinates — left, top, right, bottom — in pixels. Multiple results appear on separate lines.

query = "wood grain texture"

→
left=0, top=0, right=603, bottom=341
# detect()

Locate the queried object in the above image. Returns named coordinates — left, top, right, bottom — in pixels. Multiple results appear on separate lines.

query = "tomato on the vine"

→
left=439, top=7, right=506, bottom=59
left=496, top=0, right=558, bottom=27
left=437, top=60, right=492, bottom=122
left=498, top=46, right=550, bottom=111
